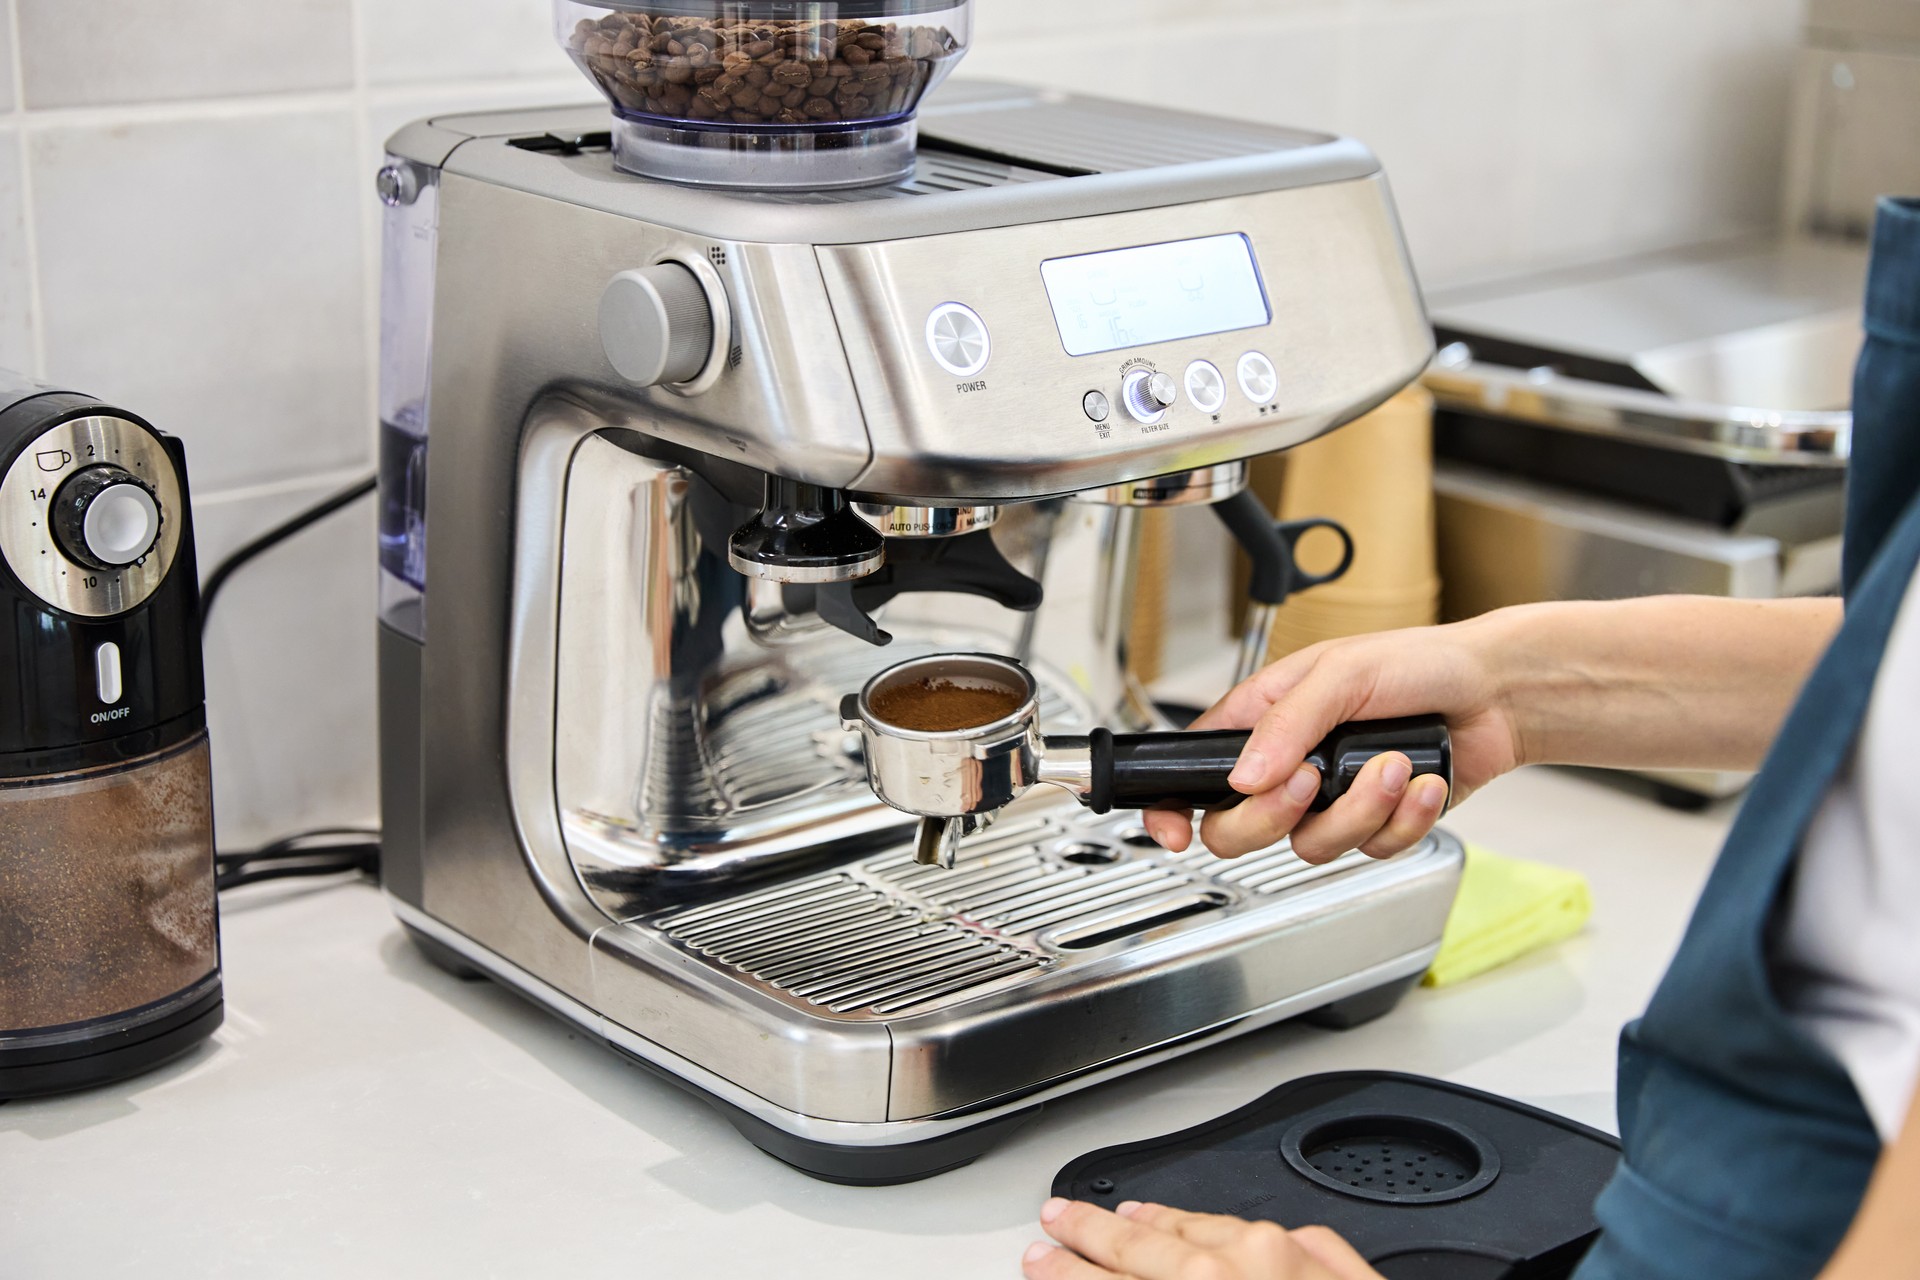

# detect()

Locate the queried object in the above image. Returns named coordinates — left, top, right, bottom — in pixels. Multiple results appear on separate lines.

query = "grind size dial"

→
left=0, top=415, right=184, bottom=617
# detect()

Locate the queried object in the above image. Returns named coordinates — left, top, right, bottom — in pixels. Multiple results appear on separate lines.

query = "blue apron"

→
left=1575, top=197, right=1920, bottom=1278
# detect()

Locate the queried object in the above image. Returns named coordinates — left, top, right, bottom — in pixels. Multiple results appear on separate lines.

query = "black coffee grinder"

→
left=0, top=371, right=221, bottom=1098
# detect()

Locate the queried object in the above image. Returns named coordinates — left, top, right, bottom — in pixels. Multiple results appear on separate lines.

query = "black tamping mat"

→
left=1052, top=1072, right=1621, bottom=1280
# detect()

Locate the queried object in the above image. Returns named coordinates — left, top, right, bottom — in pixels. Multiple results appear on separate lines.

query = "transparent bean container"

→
left=555, top=0, right=972, bottom=189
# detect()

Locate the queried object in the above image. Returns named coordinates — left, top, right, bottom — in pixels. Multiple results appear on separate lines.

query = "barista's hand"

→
left=1144, top=617, right=1522, bottom=862
left=1023, top=1199, right=1385, bottom=1280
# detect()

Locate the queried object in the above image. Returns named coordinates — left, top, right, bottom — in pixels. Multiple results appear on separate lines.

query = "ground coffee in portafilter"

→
left=868, top=679, right=1024, bottom=733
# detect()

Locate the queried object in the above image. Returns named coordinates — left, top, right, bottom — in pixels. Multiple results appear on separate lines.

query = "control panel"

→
left=0, top=415, right=185, bottom=618
left=914, top=231, right=1290, bottom=439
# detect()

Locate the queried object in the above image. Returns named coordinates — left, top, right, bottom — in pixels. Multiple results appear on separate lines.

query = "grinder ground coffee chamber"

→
left=376, top=2, right=1462, bottom=1182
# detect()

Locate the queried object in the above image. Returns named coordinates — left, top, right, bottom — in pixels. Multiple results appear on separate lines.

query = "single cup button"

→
left=1185, top=360, right=1227, bottom=415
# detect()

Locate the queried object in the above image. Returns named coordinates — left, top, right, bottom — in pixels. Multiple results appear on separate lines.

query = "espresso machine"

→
left=376, top=0, right=1462, bottom=1183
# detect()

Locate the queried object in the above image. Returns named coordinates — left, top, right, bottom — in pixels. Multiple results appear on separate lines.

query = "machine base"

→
left=601, top=973, right=1424, bottom=1184
left=0, top=982, right=223, bottom=1101
left=1302, top=973, right=1424, bottom=1031
left=609, top=1039, right=1045, bottom=1185
left=404, top=906, right=1429, bottom=1184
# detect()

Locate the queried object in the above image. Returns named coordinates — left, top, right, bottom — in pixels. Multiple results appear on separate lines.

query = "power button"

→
left=925, top=303, right=991, bottom=378
left=95, top=641, right=123, bottom=706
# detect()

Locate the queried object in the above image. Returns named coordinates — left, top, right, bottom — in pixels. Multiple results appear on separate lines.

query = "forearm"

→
left=1481, top=596, right=1841, bottom=772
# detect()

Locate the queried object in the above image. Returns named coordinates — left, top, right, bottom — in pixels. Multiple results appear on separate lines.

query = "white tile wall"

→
left=0, top=129, right=31, bottom=372
left=1, top=0, right=15, bottom=113
left=30, top=111, right=371, bottom=492
left=0, top=0, right=1811, bottom=848
left=15, top=0, right=355, bottom=108
left=195, top=478, right=378, bottom=848
left=363, top=0, right=579, bottom=86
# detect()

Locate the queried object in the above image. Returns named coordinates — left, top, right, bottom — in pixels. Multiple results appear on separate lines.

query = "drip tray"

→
left=1054, top=1072, right=1620, bottom=1280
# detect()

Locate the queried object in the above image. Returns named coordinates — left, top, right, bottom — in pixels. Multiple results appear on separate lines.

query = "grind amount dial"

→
left=0, top=414, right=185, bottom=618
left=52, top=466, right=162, bottom=570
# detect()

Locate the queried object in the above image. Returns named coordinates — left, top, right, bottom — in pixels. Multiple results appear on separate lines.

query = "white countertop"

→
left=0, top=767, right=1735, bottom=1280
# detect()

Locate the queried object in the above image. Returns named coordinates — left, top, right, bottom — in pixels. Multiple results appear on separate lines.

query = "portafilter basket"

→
left=842, top=653, right=1454, bottom=869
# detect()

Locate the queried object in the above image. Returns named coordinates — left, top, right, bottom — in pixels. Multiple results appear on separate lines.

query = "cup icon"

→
left=35, top=449, right=72, bottom=472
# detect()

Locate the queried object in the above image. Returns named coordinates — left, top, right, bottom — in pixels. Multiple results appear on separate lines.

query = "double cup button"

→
left=1238, top=351, right=1279, bottom=405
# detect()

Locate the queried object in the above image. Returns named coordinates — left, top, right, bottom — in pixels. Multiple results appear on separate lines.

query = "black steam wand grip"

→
left=1084, top=715, right=1452, bottom=816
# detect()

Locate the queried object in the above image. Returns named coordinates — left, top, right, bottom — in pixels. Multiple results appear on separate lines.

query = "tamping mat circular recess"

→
left=1052, top=1072, right=1621, bottom=1280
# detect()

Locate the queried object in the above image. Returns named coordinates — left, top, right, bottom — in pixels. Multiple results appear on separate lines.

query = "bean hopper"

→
left=375, top=0, right=1463, bottom=1183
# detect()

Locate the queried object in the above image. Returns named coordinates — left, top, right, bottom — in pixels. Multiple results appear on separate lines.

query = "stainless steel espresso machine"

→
left=375, top=0, right=1463, bottom=1183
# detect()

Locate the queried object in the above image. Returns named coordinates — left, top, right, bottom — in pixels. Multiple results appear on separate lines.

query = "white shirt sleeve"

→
left=1774, top=565, right=1920, bottom=1142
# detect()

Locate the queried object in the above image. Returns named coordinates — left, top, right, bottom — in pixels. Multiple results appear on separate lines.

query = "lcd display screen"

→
left=1040, top=234, right=1270, bottom=357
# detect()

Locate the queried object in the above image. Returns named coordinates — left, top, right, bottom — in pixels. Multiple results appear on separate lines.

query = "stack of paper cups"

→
left=1129, top=508, right=1174, bottom=685
left=1259, top=385, right=1441, bottom=662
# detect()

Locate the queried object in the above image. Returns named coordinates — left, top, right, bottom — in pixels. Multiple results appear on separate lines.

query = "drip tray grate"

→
left=647, top=807, right=1389, bottom=1022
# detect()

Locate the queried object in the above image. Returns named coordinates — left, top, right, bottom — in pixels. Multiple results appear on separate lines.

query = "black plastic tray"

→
left=1053, top=1072, right=1621, bottom=1280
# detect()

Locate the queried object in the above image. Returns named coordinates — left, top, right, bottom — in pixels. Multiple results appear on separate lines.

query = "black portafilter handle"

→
left=1083, top=715, right=1452, bottom=816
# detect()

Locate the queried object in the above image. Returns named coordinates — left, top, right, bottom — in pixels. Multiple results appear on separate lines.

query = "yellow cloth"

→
left=1422, top=844, right=1593, bottom=987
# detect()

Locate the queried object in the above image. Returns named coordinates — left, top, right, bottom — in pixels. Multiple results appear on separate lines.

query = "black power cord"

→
left=200, top=473, right=383, bottom=891
left=200, top=474, right=376, bottom=625
left=216, top=828, right=381, bottom=892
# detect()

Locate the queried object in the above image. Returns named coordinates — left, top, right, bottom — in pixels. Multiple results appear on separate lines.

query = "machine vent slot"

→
left=919, top=100, right=1323, bottom=175
left=507, top=130, right=613, bottom=156
left=750, top=151, right=1057, bottom=204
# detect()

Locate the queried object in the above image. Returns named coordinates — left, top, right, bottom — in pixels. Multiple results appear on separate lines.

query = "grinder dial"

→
left=52, top=466, right=163, bottom=570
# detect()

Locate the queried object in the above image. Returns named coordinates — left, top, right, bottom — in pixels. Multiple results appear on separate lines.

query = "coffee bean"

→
left=567, top=11, right=960, bottom=129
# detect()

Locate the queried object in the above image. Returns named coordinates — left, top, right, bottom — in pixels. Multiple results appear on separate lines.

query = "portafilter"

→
left=841, top=653, right=1453, bottom=868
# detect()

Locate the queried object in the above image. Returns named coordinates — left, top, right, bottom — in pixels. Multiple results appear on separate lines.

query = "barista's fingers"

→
left=1223, top=657, right=1372, bottom=796
left=1197, top=764, right=1321, bottom=859
left=1288, top=752, right=1410, bottom=864
left=1021, top=1242, right=1125, bottom=1280
left=1142, top=808, right=1195, bottom=853
left=1120, top=1202, right=1252, bottom=1249
left=1188, top=642, right=1328, bottom=734
left=1042, top=1199, right=1203, bottom=1279
left=1289, top=1226, right=1386, bottom=1279
left=1356, top=775, right=1450, bottom=859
